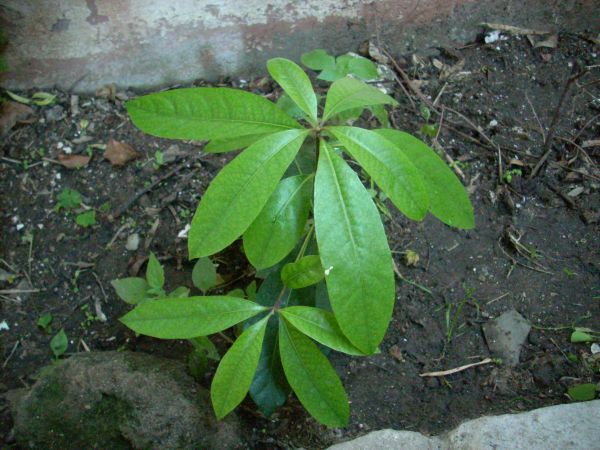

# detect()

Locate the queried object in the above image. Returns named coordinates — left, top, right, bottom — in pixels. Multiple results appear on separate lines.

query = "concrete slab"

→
left=328, top=400, right=600, bottom=450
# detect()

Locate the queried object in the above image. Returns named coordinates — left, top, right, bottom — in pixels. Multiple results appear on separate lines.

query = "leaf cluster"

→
left=120, top=56, right=475, bottom=426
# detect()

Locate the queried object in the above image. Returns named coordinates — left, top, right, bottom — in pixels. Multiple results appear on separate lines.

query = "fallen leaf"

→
left=104, top=139, right=139, bottom=166
left=540, top=53, right=552, bottom=63
left=57, top=153, right=90, bottom=169
left=0, top=101, right=35, bottom=135
left=128, top=255, right=148, bottom=277
left=96, top=83, right=117, bottom=101
left=534, top=34, right=558, bottom=49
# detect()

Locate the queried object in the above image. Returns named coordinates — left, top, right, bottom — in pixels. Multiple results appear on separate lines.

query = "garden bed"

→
left=1, top=31, right=599, bottom=449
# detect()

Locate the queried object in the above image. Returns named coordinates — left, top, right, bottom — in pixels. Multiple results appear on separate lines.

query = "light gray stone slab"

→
left=328, top=400, right=600, bottom=450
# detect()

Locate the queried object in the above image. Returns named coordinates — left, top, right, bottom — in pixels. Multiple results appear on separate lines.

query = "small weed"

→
left=55, top=188, right=82, bottom=212
left=37, top=312, right=53, bottom=333
left=50, top=328, right=68, bottom=359
left=75, top=210, right=96, bottom=228
left=503, top=168, right=522, bottom=184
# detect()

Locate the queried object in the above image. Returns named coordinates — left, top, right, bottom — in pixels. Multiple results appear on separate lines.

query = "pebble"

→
left=125, top=233, right=140, bottom=251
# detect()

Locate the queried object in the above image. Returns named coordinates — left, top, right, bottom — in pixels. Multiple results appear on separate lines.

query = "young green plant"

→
left=119, top=57, right=475, bottom=426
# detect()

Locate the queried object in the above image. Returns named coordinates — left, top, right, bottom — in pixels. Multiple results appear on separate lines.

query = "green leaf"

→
left=323, top=77, right=398, bottom=122
left=203, top=133, right=271, bottom=153
left=374, top=129, right=475, bottom=228
left=211, top=315, right=270, bottom=418
left=280, top=306, right=365, bottom=355
left=369, top=104, right=390, bottom=128
left=6, top=90, right=31, bottom=104
left=281, top=255, right=324, bottom=289
left=37, top=313, right=53, bottom=332
left=32, top=92, right=56, bottom=106
left=75, top=211, right=96, bottom=228
left=243, top=175, right=313, bottom=269
left=301, top=49, right=335, bottom=71
left=189, top=130, right=308, bottom=258
left=276, top=94, right=306, bottom=120
left=268, top=58, right=318, bottom=124
left=329, top=126, right=429, bottom=221
left=571, top=330, right=595, bottom=343
left=190, top=336, right=220, bottom=361
left=146, top=252, right=164, bottom=290
left=317, top=67, right=346, bottom=82
left=111, top=277, right=150, bottom=304
left=55, top=188, right=82, bottom=211
left=279, top=319, right=349, bottom=427
left=126, top=87, right=302, bottom=141
left=120, top=296, right=267, bottom=339
left=249, top=315, right=289, bottom=416
left=192, top=257, right=217, bottom=293
left=50, top=328, right=68, bottom=358
left=169, top=286, right=190, bottom=298
left=348, top=56, right=379, bottom=80
left=568, top=384, right=597, bottom=401
left=314, top=141, right=395, bottom=354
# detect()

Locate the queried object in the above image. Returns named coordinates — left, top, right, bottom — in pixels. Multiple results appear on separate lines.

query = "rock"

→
left=8, top=351, right=241, bottom=450
left=44, top=105, right=66, bottom=122
left=328, top=401, right=600, bottom=450
left=125, top=233, right=140, bottom=251
left=483, top=309, right=531, bottom=366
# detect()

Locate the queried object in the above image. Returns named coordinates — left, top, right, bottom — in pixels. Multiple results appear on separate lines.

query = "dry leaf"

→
left=104, top=139, right=140, bottom=166
left=96, top=83, right=117, bottom=101
left=534, top=34, right=558, bottom=49
left=57, top=153, right=91, bottom=169
left=0, top=101, right=34, bottom=135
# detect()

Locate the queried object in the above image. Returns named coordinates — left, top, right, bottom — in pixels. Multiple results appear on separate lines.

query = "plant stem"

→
left=295, top=224, right=315, bottom=262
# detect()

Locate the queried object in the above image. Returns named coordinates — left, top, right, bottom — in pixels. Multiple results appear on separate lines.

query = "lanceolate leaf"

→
left=268, top=58, right=318, bottom=125
left=314, top=141, right=395, bottom=354
left=329, top=126, right=429, bottom=221
left=211, top=315, right=270, bottom=418
left=204, top=133, right=271, bottom=153
left=279, top=319, right=349, bottom=427
left=249, top=315, right=290, bottom=416
left=374, top=129, right=475, bottom=229
left=120, top=296, right=267, bottom=339
left=322, top=77, right=398, bottom=122
left=301, top=49, right=335, bottom=71
left=280, top=306, right=365, bottom=355
left=146, top=252, right=164, bottom=289
left=126, top=88, right=301, bottom=141
left=189, top=130, right=309, bottom=258
left=243, top=175, right=313, bottom=270
left=281, top=255, right=324, bottom=289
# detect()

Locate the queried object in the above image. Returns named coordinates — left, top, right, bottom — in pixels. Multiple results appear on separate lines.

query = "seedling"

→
left=55, top=188, right=82, bottom=212
left=153, top=149, right=164, bottom=169
left=119, top=57, right=474, bottom=426
left=75, top=210, right=96, bottom=228
left=503, top=168, right=522, bottom=184
left=50, top=328, right=68, bottom=359
left=37, top=312, right=53, bottom=333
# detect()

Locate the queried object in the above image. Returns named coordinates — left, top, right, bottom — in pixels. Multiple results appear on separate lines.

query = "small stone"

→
left=44, top=105, right=66, bottom=122
left=8, top=352, right=241, bottom=450
left=483, top=309, right=531, bottom=367
left=125, top=233, right=140, bottom=251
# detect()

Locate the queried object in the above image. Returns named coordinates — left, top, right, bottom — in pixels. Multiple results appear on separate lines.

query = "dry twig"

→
left=420, top=357, right=493, bottom=377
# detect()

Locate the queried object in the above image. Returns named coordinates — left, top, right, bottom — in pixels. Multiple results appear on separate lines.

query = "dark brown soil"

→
left=1, top=31, right=599, bottom=449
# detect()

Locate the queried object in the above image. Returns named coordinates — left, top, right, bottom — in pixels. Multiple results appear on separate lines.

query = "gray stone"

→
left=44, top=105, right=66, bottom=123
left=483, top=309, right=531, bottom=366
left=328, top=400, right=600, bottom=450
left=8, top=351, right=241, bottom=450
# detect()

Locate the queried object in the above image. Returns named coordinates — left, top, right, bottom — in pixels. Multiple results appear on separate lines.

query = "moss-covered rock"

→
left=8, top=351, right=241, bottom=449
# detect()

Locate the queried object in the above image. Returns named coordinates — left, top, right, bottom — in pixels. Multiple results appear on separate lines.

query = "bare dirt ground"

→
left=1, top=30, right=599, bottom=449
